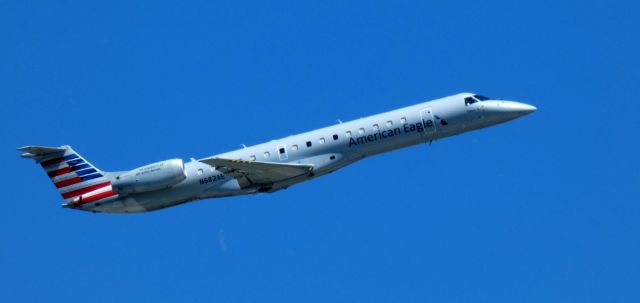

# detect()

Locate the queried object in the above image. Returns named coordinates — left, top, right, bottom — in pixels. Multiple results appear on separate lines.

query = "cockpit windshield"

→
left=464, top=94, right=491, bottom=106
left=473, top=94, right=490, bottom=101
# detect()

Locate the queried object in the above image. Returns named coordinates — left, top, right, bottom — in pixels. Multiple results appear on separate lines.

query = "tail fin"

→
left=18, top=145, right=119, bottom=208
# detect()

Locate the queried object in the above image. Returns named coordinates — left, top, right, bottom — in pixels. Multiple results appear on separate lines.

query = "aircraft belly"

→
left=356, top=133, right=422, bottom=157
left=90, top=197, right=147, bottom=213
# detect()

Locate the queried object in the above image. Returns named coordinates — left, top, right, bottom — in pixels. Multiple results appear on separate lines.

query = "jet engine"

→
left=112, top=159, right=186, bottom=194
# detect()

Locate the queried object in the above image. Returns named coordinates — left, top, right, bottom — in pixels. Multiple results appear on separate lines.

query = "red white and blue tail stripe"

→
left=18, top=145, right=119, bottom=208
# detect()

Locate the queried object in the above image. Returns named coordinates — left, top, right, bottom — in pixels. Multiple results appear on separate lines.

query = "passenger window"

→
left=292, top=144, right=298, bottom=151
left=372, top=124, right=379, bottom=131
left=264, top=152, right=270, bottom=158
left=386, top=120, right=393, bottom=127
left=319, top=138, right=325, bottom=144
left=279, top=147, right=285, bottom=154
left=197, top=168, right=204, bottom=175
left=333, top=134, right=338, bottom=140
left=359, top=128, right=365, bottom=134
left=249, top=155, right=256, bottom=161
left=346, top=131, right=352, bottom=137
left=401, top=117, right=407, bottom=124
left=306, top=141, right=312, bottom=147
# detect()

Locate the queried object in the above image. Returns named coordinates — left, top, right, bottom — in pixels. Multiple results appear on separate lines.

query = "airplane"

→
left=18, top=93, right=536, bottom=214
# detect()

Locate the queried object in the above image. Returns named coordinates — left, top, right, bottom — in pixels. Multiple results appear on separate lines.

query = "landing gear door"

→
left=419, top=108, right=437, bottom=138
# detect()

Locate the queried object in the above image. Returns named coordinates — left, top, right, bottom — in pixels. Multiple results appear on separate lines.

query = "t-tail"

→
left=18, top=145, right=118, bottom=208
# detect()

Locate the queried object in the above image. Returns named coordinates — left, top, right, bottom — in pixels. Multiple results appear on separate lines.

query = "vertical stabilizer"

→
left=18, top=145, right=118, bottom=208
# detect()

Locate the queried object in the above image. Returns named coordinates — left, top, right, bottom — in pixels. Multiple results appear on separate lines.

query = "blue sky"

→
left=1, top=1, right=639, bottom=302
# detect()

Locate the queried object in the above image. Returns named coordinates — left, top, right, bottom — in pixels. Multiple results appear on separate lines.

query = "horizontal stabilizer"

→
left=199, top=158, right=313, bottom=185
left=18, top=146, right=67, bottom=158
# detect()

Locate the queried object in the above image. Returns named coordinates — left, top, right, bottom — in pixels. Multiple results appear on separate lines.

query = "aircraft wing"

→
left=199, top=158, right=313, bottom=185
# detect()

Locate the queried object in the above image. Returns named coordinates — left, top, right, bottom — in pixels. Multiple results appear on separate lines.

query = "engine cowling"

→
left=112, top=159, right=186, bottom=194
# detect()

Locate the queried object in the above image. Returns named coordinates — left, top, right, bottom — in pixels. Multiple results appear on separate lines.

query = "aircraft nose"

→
left=481, top=100, right=537, bottom=122
left=503, top=101, right=537, bottom=116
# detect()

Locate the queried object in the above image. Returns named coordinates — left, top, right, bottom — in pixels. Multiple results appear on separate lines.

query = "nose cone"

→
left=480, top=100, right=537, bottom=123
left=504, top=101, right=537, bottom=115
left=502, top=101, right=537, bottom=117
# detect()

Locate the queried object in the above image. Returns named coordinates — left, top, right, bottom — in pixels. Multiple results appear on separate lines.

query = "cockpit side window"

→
left=473, top=95, right=490, bottom=101
left=464, top=97, right=478, bottom=106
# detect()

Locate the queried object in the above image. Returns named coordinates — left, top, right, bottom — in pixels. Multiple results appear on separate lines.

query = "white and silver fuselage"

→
left=81, top=92, right=536, bottom=213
